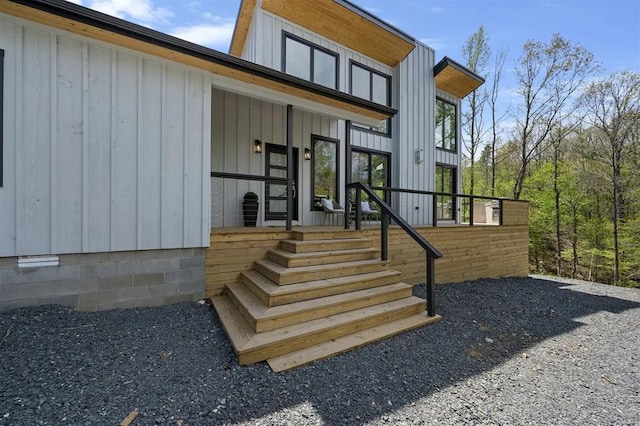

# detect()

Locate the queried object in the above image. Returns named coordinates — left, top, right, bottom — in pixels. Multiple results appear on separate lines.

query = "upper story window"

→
left=435, top=98, right=457, bottom=152
left=350, top=61, right=392, bottom=136
left=283, top=32, right=338, bottom=89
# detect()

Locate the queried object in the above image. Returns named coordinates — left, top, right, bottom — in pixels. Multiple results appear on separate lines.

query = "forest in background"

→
left=459, top=28, right=639, bottom=287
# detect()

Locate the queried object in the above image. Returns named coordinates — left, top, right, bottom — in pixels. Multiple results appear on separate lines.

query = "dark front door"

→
left=265, top=144, right=298, bottom=221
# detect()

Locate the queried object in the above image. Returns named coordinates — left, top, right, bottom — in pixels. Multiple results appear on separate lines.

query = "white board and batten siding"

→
left=210, top=88, right=342, bottom=227
left=0, top=14, right=211, bottom=257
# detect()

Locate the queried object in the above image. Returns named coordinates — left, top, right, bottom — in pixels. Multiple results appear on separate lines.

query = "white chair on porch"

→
left=322, top=198, right=345, bottom=226
left=361, top=201, right=379, bottom=225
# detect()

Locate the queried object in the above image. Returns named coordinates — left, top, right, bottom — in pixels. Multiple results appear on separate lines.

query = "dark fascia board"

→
left=9, top=0, right=397, bottom=118
left=434, top=56, right=486, bottom=84
left=334, top=0, right=415, bottom=45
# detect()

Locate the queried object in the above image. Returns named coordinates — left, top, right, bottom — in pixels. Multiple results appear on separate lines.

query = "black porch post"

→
left=344, top=120, right=352, bottom=229
left=286, top=104, right=293, bottom=231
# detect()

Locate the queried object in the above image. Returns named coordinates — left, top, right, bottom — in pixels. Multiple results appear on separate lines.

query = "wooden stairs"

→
left=211, top=229, right=441, bottom=372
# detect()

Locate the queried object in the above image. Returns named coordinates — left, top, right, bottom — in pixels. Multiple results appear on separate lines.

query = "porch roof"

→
left=434, top=57, right=486, bottom=99
left=230, top=0, right=416, bottom=67
left=3, top=0, right=397, bottom=124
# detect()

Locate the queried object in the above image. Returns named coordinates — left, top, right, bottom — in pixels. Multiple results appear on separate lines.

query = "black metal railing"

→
left=210, top=171, right=292, bottom=230
left=346, top=182, right=442, bottom=317
left=367, top=186, right=508, bottom=227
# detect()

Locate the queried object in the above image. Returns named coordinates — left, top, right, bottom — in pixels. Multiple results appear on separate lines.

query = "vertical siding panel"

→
left=211, top=88, right=224, bottom=227
left=81, top=42, right=89, bottom=251
left=137, top=59, right=162, bottom=249
left=201, top=81, right=211, bottom=245
left=56, top=36, right=83, bottom=253
left=222, top=92, right=238, bottom=225
left=50, top=35, right=57, bottom=254
left=87, top=44, right=112, bottom=252
left=21, top=28, right=51, bottom=255
left=184, top=72, right=205, bottom=246
left=236, top=94, right=250, bottom=209
left=111, top=52, right=138, bottom=250
left=161, top=65, right=186, bottom=246
left=14, top=24, right=23, bottom=255
left=0, top=20, right=17, bottom=256
left=182, top=73, right=190, bottom=245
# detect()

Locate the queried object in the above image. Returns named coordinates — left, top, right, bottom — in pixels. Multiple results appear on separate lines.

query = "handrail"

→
left=346, top=182, right=441, bottom=316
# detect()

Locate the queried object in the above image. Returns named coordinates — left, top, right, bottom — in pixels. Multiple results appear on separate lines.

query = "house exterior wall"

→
left=0, top=14, right=211, bottom=310
left=0, top=13, right=212, bottom=258
left=210, top=88, right=345, bottom=227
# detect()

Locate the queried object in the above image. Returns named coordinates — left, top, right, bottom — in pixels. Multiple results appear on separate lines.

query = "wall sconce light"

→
left=304, top=148, right=312, bottom=160
left=415, top=148, right=424, bottom=164
left=253, top=139, right=262, bottom=154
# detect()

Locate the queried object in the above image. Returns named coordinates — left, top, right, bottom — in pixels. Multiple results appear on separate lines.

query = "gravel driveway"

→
left=1, top=276, right=639, bottom=425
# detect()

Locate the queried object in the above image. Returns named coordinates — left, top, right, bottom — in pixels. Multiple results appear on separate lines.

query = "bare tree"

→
left=580, top=71, right=640, bottom=284
left=462, top=26, right=490, bottom=195
left=511, top=34, right=598, bottom=200
left=489, top=49, right=507, bottom=196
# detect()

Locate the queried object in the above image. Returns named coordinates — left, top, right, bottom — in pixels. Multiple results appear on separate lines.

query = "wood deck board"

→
left=241, top=269, right=403, bottom=306
left=239, top=297, right=425, bottom=364
left=255, top=259, right=389, bottom=285
left=268, top=247, right=380, bottom=268
left=210, top=295, right=253, bottom=353
left=267, top=312, right=442, bottom=372
left=280, top=238, right=371, bottom=253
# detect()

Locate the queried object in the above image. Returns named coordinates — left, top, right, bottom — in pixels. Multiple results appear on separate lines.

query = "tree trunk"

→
left=553, top=144, right=562, bottom=276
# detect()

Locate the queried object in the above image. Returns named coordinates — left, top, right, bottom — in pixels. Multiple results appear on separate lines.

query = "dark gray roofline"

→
left=9, top=0, right=397, bottom=118
left=334, top=0, right=416, bottom=45
left=434, top=56, right=486, bottom=84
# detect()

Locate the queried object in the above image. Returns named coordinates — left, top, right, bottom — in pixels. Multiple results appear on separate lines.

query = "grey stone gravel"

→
left=1, top=276, right=639, bottom=425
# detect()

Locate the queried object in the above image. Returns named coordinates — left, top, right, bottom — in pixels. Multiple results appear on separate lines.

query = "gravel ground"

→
left=1, top=276, right=639, bottom=425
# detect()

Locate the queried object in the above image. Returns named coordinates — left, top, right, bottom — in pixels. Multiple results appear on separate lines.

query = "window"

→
left=351, top=149, right=390, bottom=202
left=350, top=61, right=391, bottom=135
left=0, top=49, right=4, bottom=187
left=311, top=136, right=339, bottom=210
left=435, top=98, right=457, bottom=151
left=435, top=165, right=456, bottom=220
left=283, top=32, right=338, bottom=89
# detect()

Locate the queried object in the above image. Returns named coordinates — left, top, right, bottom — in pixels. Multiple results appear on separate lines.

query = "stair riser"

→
left=225, top=284, right=258, bottom=332
left=256, top=262, right=388, bottom=285
left=238, top=302, right=425, bottom=365
left=255, top=287, right=413, bottom=332
left=280, top=240, right=370, bottom=253
left=268, top=250, right=379, bottom=268
left=293, top=231, right=362, bottom=241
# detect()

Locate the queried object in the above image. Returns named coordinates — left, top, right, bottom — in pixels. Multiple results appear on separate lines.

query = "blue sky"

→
left=65, top=0, right=640, bottom=78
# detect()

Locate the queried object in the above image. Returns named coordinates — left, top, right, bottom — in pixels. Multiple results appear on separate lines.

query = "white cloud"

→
left=420, top=38, right=446, bottom=51
left=171, top=23, right=235, bottom=49
left=87, top=0, right=173, bottom=25
left=65, top=0, right=83, bottom=4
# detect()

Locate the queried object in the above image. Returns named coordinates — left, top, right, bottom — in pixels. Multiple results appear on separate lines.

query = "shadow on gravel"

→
left=1, top=277, right=639, bottom=424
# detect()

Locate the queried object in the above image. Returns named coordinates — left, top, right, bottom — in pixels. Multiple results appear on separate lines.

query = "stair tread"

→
left=256, top=258, right=387, bottom=276
left=229, top=281, right=412, bottom=320
left=280, top=238, right=372, bottom=253
left=242, top=269, right=402, bottom=297
left=210, top=295, right=253, bottom=352
left=270, top=247, right=379, bottom=260
left=241, top=296, right=425, bottom=352
left=267, top=312, right=442, bottom=372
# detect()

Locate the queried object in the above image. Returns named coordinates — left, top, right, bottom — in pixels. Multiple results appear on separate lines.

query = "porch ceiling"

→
left=230, top=0, right=416, bottom=67
left=434, top=57, right=485, bottom=99
left=4, top=0, right=396, bottom=124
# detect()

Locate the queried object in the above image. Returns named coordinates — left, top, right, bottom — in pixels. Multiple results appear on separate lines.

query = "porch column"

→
left=286, top=104, right=293, bottom=231
left=344, top=120, right=352, bottom=229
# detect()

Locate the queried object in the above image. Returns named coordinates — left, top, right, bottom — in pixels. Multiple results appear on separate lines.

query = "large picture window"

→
left=283, top=32, right=338, bottom=89
left=351, top=149, right=390, bottom=202
left=0, top=49, right=4, bottom=187
left=435, top=98, right=457, bottom=152
left=350, top=61, right=391, bottom=136
left=312, top=136, right=339, bottom=210
left=435, top=165, right=456, bottom=220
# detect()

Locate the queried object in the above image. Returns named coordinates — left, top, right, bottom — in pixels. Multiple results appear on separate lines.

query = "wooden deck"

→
left=207, top=205, right=529, bottom=370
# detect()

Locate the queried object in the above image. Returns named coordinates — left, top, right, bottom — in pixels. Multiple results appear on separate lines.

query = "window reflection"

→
left=312, top=138, right=338, bottom=210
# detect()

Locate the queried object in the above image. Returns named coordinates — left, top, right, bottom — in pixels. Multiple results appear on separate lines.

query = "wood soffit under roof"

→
left=434, top=57, right=485, bottom=99
left=231, top=0, right=416, bottom=67
left=2, top=0, right=396, bottom=121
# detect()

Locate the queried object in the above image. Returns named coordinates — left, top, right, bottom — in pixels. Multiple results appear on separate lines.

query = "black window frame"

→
left=310, top=135, right=340, bottom=211
left=282, top=31, right=339, bottom=90
left=0, top=49, right=4, bottom=187
left=435, top=97, right=457, bottom=153
left=349, top=60, right=392, bottom=137
left=435, top=164, right=457, bottom=221
left=351, top=147, right=391, bottom=203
